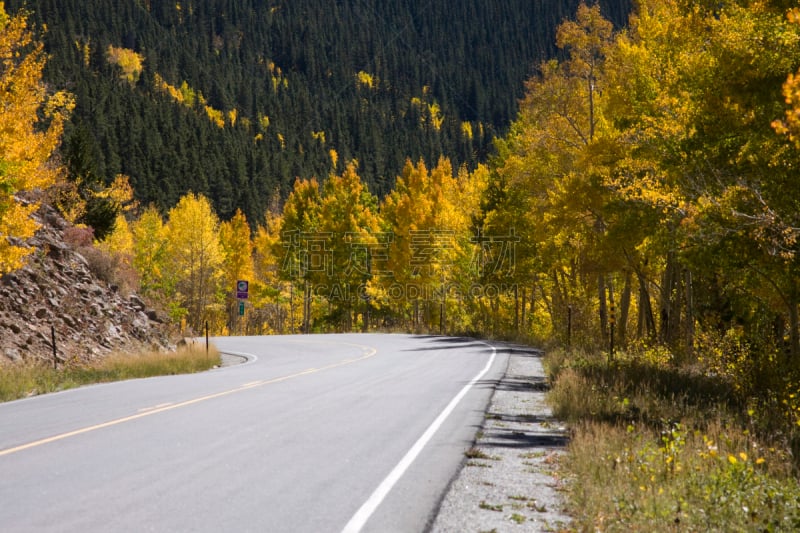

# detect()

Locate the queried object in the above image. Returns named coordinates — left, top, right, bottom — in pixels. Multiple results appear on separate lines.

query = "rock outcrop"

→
left=0, top=202, right=176, bottom=365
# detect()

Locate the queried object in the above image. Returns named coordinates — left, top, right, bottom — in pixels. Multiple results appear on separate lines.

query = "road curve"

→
left=0, top=334, right=507, bottom=532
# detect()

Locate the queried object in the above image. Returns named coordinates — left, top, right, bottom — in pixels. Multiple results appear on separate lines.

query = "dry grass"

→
left=547, top=347, right=800, bottom=531
left=0, top=345, right=220, bottom=402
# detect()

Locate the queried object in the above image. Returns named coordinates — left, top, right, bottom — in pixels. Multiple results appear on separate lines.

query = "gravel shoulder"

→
left=430, top=344, right=571, bottom=532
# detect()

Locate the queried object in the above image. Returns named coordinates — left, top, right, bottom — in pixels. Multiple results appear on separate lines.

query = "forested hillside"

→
left=7, top=0, right=629, bottom=222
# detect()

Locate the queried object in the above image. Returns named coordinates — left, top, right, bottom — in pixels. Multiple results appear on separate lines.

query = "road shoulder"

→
left=430, top=345, right=571, bottom=532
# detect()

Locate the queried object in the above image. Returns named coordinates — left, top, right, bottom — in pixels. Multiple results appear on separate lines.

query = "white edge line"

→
left=340, top=342, right=497, bottom=533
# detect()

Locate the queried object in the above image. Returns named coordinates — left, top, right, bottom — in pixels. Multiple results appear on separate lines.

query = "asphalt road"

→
left=0, top=334, right=507, bottom=532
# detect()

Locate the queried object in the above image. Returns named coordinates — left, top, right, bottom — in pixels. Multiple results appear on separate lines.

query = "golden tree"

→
left=219, top=209, right=255, bottom=332
left=316, top=162, right=381, bottom=331
left=378, top=157, right=470, bottom=331
left=106, top=45, right=144, bottom=85
left=164, top=193, right=225, bottom=333
left=131, top=205, right=168, bottom=300
left=0, top=3, right=73, bottom=273
left=220, top=209, right=254, bottom=292
left=490, top=2, right=618, bottom=346
left=277, top=178, right=321, bottom=333
left=252, top=207, right=287, bottom=333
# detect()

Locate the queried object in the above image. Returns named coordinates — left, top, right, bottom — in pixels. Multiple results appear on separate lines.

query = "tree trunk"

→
left=637, top=272, right=656, bottom=341
left=789, top=291, right=799, bottom=362
left=660, top=252, right=681, bottom=347
left=362, top=299, right=370, bottom=333
left=683, top=269, right=695, bottom=356
left=303, top=282, right=311, bottom=334
left=618, top=271, right=632, bottom=348
left=440, top=291, right=446, bottom=335
left=540, top=283, right=557, bottom=335
left=551, top=270, right=567, bottom=341
left=598, top=274, right=608, bottom=345
left=491, top=296, right=499, bottom=336
left=607, top=276, right=616, bottom=354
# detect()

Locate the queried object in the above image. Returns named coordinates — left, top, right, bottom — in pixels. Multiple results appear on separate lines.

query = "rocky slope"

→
left=0, top=200, right=176, bottom=366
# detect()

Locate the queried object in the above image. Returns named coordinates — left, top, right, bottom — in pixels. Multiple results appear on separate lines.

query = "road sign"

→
left=236, top=280, right=249, bottom=299
left=238, top=301, right=245, bottom=316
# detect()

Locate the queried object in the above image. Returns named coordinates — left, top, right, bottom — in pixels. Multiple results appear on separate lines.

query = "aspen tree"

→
left=131, top=205, right=168, bottom=300
left=164, top=193, right=225, bottom=333
left=278, top=178, right=321, bottom=333
left=316, top=162, right=381, bottom=330
left=220, top=209, right=255, bottom=332
left=0, top=4, right=73, bottom=273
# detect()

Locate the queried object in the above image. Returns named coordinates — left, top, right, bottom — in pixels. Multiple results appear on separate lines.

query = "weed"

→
left=520, top=451, right=546, bottom=459
left=466, top=461, right=493, bottom=468
left=465, top=447, right=490, bottom=459
left=465, top=447, right=500, bottom=460
left=510, top=513, right=526, bottom=524
left=479, top=501, right=503, bottom=512
left=527, top=500, right=547, bottom=513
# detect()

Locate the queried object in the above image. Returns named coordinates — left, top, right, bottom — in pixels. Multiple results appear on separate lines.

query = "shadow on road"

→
left=477, top=347, right=569, bottom=452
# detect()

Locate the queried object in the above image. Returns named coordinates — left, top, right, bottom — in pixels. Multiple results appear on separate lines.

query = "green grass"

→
left=0, top=345, right=220, bottom=402
left=546, top=347, right=800, bottom=531
left=479, top=501, right=504, bottom=512
left=510, top=512, right=527, bottom=524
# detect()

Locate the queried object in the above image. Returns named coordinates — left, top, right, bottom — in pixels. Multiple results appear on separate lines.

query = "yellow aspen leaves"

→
left=106, top=45, right=144, bottom=84
left=219, top=209, right=254, bottom=296
left=163, top=193, right=225, bottom=332
left=356, top=70, right=377, bottom=90
left=774, top=8, right=800, bottom=146
left=0, top=3, right=73, bottom=274
left=131, top=205, right=167, bottom=300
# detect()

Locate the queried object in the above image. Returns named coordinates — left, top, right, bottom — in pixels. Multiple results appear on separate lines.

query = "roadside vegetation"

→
left=0, top=345, right=219, bottom=402
left=546, top=344, right=800, bottom=531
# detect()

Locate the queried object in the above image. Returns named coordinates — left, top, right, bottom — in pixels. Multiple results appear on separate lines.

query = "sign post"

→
left=236, top=280, right=249, bottom=299
left=236, top=280, right=248, bottom=335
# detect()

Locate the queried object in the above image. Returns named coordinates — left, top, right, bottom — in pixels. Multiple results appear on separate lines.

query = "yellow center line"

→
left=0, top=346, right=377, bottom=458
left=137, top=402, right=174, bottom=413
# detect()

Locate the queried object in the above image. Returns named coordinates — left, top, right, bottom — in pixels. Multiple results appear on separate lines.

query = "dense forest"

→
left=7, top=0, right=630, bottom=223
